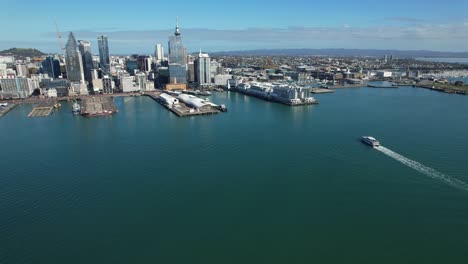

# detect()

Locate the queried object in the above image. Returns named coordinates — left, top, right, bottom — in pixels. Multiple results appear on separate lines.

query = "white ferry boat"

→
left=72, top=101, right=81, bottom=115
left=362, top=136, right=380, bottom=147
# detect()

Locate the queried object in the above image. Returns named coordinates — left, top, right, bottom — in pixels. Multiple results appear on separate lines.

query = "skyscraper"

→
left=41, top=56, right=61, bottom=78
left=65, top=32, right=85, bottom=83
left=98, top=35, right=110, bottom=72
left=195, top=51, right=212, bottom=85
left=78, top=40, right=94, bottom=86
left=168, top=19, right=187, bottom=84
left=155, top=44, right=164, bottom=62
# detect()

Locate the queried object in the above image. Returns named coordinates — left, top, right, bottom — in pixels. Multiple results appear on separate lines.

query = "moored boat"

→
left=72, top=101, right=81, bottom=115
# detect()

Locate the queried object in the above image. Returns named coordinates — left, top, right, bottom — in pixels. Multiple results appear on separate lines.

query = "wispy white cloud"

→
left=384, top=16, right=427, bottom=23
left=3, top=21, right=468, bottom=53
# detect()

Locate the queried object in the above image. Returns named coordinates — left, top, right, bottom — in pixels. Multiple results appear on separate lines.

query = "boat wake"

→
left=375, top=146, right=468, bottom=191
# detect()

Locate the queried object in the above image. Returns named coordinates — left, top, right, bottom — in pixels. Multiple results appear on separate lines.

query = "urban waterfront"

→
left=1, top=86, right=468, bottom=263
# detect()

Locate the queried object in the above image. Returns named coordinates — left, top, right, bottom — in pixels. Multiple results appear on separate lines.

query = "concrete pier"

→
left=28, top=100, right=59, bottom=117
left=80, top=97, right=118, bottom=117
left=311, top=88, right=335, bottom=94
left=143, top=93, right=221, bottom=117
left=0, top=103, right=17, bottom=117
left=28, top=107, right=54, bottom=117
left=231, top=89, right=319, bottom=106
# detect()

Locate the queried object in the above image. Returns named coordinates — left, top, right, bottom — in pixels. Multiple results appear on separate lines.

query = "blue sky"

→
left=1, top=0, right=468, bottom=54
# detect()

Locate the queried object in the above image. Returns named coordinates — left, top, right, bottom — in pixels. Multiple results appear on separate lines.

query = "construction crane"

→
left=55, top=19, right=63, bottom=55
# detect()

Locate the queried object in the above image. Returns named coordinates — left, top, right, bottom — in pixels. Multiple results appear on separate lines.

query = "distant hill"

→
left=212, top=48, right=468, bottom=58
left=0, top=48, right=46, bottom=58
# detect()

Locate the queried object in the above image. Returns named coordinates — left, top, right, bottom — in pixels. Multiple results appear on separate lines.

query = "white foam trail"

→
left=375, top=146, right=468, bottom=191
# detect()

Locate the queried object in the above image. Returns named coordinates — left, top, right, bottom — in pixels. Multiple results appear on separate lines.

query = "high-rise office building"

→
left=168, top=20, right=187, bottom=84
left=78, top=40, right=94, bottom=86
left=65, top=32, right=85, bottom=83
left=137, top=56, right=152, bottom=72
left=155, top=44, right=164, bottom=62
left=195, top=51, right=211, bottom=85
left=42, top=55, right=61, bottom=78
left=98, top=35, right=110, bottom=72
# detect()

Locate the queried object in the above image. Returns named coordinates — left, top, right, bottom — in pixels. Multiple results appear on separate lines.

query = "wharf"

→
left=28, top=100, right=59, bottom=117
left=311, top=88, right=335, bottom=94
left=80, top=97, right=118, bottom=117
left=0, top=103, right=17, bottom=117
left=143, top=93, right=220, bottom=117
left=231, top=89, right=319, bottom=106
left=329, top=83, right=366, bottom=89
left=367, top=84, right=398, bottom=88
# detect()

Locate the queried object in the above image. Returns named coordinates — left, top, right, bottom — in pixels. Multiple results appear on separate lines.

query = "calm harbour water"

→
left=1, top=86, right=468, bottom=263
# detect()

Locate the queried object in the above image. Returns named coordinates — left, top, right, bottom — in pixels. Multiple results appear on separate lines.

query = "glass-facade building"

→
left=168, top=23, right=187, bottom=84
left=65, top=32, right=85, bottom=83
left=78, top=40, right=94, bottom=86
left=98, top=35, right=110, bottom=73
left=41, top=55, right=61, bottom=79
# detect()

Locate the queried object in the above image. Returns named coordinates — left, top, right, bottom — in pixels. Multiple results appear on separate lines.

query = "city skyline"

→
left=1, top=0, right=468, bottom=54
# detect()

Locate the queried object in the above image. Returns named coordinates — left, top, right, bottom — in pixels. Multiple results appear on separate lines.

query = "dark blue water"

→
left=1, top=87, right=468, bottom=263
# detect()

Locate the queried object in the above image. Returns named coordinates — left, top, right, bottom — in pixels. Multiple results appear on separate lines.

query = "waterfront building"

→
left=136, top=72, right=147, bottom=91
left=168, top=65, right=187, bottom=85
left=65, top=32, right=85, bottom=83
left=44, top=88, right=57, bottom=98
left=70, top=82, right=88, bottom=95
left=120, top=76, right=137, bottom=93
left=377, top=71, right=393, bottom=78
left=271, top=84, right=313, bottom=104
left=238, top=82, right=315, bottom=105
left=98, top=35, right=110, bottom=72
left=214, top=74, right=232, bottom=87
left=0, top=77, right=32, bottom=98
left=195, top=51, right=212, bottom=85
left=78, top=40, right=94, bottom=86
left=41, top=55, right=61, bottom=78
left=102, top=75, right=113, bottom=94
left=47, top=79, right=70, bottom=97
left=92, top=79, right=103, bottom=92
left=168, top=19, right=187, bottom=86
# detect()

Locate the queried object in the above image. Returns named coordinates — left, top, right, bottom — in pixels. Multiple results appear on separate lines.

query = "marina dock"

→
left=0, top=103, right=17, bottom=117
left=80, top=97, right=118, bottom=117
left=144, top=93, right=221, bottom=117
left=28, top=100, right=59, bottom=117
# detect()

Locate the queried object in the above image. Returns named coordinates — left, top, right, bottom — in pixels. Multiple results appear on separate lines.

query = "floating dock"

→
left=28, top=100, right=59, bottom=117
left=144, top=93, right=221, bottom=117
left=80, top=97, right=118, bottom=117
left=0, top=103, right=16, bottom=117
